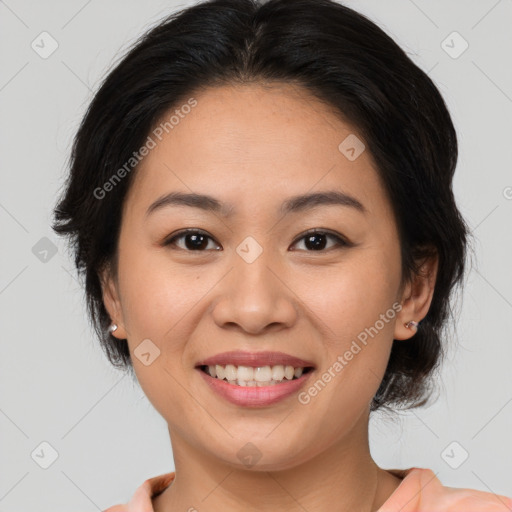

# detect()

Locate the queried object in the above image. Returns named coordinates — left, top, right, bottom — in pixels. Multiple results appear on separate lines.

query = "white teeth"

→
left=237, top=365, right=254, bottom=381
left=215, top=365, right=225, bottom=380
left=204, top=363, right=310, bottom=386
left=272, top=365, right=285, bottom=381
left=254, top=366, right=272, bottom=382
left=284, top=365, right=295, bottom=380
left=224, top=364, right=237, bottom=381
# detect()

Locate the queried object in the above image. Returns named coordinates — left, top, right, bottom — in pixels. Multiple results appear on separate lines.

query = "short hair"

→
left=52, top=0, right=471, bottom=413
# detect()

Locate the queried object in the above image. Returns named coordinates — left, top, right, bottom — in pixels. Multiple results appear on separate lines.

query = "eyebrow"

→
left=145, top=190, right=367, bottom=219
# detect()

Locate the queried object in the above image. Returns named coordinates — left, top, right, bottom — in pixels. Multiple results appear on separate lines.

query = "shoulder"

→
left=380, top=467, right=512, bottom=511
left=421, top=470, right=512, bottom=512
left=102, top=471, right=176, bottom=512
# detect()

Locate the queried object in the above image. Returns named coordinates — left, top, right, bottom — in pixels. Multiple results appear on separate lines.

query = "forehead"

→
left=124, top=82, right=388, bottom=221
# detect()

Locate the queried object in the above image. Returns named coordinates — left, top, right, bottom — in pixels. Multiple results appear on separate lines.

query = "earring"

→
left=108, top=323, right=118, bottom=333
left=404, top=320, right=419, bottom=331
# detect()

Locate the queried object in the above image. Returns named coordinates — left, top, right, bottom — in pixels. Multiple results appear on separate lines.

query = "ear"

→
left=99, top=264, right=128, bottom=339
left=394, top=250, right=438, bottom=341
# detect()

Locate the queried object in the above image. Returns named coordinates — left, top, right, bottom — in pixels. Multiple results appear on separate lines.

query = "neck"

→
left=153, top=411, right=402, bottom=512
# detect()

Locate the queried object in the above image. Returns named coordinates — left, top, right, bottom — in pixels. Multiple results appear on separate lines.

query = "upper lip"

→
left=195, top=351, right=316, bottom=368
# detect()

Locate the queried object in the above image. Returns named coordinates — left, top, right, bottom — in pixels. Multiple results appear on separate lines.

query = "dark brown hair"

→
left=52, top=0, right=472, bottom=413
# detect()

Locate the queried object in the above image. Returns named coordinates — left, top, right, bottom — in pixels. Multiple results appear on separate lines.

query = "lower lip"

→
left=196, top=368, right=314, bottom=407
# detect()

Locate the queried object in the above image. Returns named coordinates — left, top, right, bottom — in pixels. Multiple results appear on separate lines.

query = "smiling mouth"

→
left=198, top=364, right=314, bottom=387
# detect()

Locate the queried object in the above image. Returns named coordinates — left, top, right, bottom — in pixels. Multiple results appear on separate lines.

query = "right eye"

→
left=163, top=229, right=222, bottom=251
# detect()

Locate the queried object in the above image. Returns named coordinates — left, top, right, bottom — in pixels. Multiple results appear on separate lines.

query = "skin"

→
left=101, top=82, right=438, bottom=511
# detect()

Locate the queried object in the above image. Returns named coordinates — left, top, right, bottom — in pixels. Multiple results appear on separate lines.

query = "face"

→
left=102, top=82, right=436, bottom=470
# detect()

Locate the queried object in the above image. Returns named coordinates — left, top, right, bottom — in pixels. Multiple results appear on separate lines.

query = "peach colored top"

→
left=103, top=467, right=512, bottom=512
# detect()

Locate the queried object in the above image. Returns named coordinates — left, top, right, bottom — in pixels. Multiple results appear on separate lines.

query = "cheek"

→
left=293, top=248, right=399, bottom=405
left=296, top=250, right=399, bottom=337
left=134, top=361, right=188, bottom=422
left=117, top=243, right=206, bottom=338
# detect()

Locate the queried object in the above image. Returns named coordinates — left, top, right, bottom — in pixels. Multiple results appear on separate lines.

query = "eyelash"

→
left=162, top=228, right=351, bottom=253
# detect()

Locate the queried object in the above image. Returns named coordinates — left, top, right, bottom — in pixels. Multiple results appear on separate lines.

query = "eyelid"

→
left=291, top=228, right=350, bottom=248
left=163, top=228, right=221, bottom=250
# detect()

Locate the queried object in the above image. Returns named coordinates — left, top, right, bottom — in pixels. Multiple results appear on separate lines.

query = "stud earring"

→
left=108, top=323, right=118, bottom=333
left=404, top=320, right=419, bottom=331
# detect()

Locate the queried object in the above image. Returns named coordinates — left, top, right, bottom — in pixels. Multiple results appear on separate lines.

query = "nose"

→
left=210, top=246, right=298, bottom=335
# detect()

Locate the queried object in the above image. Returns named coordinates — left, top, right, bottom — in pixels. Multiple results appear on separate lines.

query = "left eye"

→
left=163, top=229, right=349, bottom=252
left=290, top=230, right=348, bottom=251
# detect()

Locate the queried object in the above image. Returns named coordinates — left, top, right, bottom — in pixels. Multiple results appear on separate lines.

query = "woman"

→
left=52, top=0, right=512, bottom=510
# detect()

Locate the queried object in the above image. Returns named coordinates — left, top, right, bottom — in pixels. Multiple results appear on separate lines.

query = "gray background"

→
left=1, top=0, right=511, bottom=510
